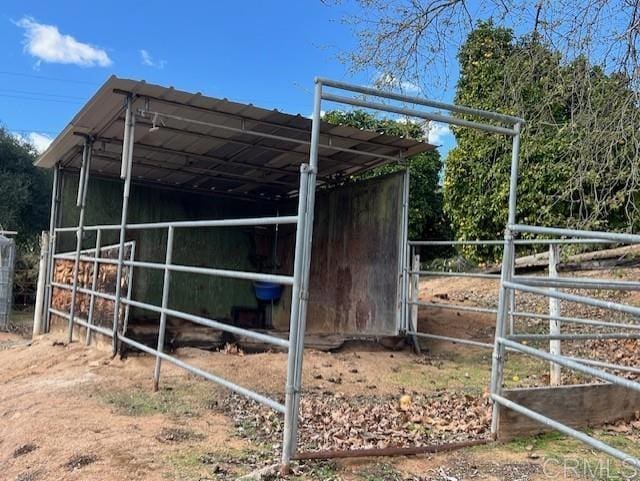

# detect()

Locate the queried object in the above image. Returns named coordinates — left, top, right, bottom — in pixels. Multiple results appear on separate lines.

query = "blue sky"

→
left=0, top=1, right=455, bottom=154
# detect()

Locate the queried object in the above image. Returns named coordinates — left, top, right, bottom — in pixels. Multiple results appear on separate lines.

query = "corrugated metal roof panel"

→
left=36, top=77, right=435, bottom=198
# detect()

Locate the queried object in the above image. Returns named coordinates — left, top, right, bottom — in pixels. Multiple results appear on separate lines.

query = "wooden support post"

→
left=549, top=244, right=561, bottom=385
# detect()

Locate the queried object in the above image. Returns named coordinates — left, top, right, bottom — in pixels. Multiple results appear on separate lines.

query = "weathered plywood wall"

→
left=498, top=383, right=640, bottom=440
left=273, top=172, right=404, bottom=335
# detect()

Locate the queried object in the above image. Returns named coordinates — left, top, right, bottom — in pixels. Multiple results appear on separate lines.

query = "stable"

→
left=34, top=76, right=436, bottom=465
left=36, top=76, right=433, bottom=346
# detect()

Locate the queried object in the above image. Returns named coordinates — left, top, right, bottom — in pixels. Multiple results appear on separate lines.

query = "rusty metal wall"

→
left=273, top=172, right=404, bottom=336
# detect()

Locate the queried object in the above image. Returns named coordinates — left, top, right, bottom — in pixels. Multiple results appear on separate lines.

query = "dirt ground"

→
left=2, top=266, right=640, bottom=480
left=0, top=330, right=629, bottom=481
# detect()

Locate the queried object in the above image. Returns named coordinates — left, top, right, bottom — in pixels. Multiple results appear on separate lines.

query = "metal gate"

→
left=0, top=233, right=16, bottom=330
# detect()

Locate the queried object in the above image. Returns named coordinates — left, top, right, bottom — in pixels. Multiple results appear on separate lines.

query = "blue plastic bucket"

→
left=253, top=281, right=283, bottom=301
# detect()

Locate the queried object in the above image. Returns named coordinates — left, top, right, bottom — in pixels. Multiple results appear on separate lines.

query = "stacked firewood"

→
left=50, top=246, right=131, bottom=329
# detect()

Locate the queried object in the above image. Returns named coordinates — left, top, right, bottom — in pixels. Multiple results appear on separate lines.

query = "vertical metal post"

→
left=112, top=95, right=136, bottom=354
left=286, top=80, right=324, bottom=465
left=410, top=250, right=421, bottom=354
left=85, top=229, right=102, bottom=346
left=44, top=166, right=61, bottom=332
left=549, top=244, right=561, bottom=385
left=32, top=231, right=49, bottom=336
left=400, top=168, right=411, bottom=333
left=490, top=122, right=522, bottom=437
left=153, top=226, right=175, bottom=391
left=122, top=241, right=136, bottom=336
left=281, top=163, right=311, bottom=471
left=508, top=286, right=516, bottom=335
left=67, top=139, right=92, bottom=343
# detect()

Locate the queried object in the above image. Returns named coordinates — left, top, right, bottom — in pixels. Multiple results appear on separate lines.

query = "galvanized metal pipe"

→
left=548, top=244, right=561, bottom=385
left=44, top=165, right=60, bottom=332
left=281, top=106, right=317, bottom=471
left=514, top=275, right=640, bottom=291
left=112, top=97, right=135, bottom=354
left=321, top=92, right=517, bottom=136
left=409, top=238, right=611, bottom=246
left=120, top=96, right=133, bottom=179
left=76, top=143, right=88, bottom=207
left=511, top=310, right=640, bottom=331
left=410, top=300, right=498, bottom=315
left=50, top=308, right=113, bottom=338
left=122, top=241, right=136, bottom=335
left=121, top=259, right=295, bottom=285
left=118, top=333, right=286, bottom=413
left=400, top=169, right=411, bottom=333
left=413, top=270, right=501, bottom=279
left=490, top=233, right=515, bottom=435
left=508, top=332, right=640, bottom=341
left=32, top=231, right=49, bottom=336
left=85, top=229, right=101, bottom=346
left=318, top=77, right=525, bottom=125
left=52, top=282, right=115, bottom=301
left=283, top=83, right=323, bottom=469
left=491, top=394, right=640, bottom=469
left=505, top=281, right=640, bottom=318
left=289, top=168, right=319, bottom=456
left=499, top=337, right=640, bottom=393
left=53, top=254, right=118, bottom=264
left=121, top=298, right=289, bottom=348
left=67, top=139, right=92, bottom=343
left=125, top=215, right=298, bottom=230
left=141, top=108, right=402, bottom=163
left=55, top=216, right=299, bottom=233
left=510, top=224, right=640, bottom=244
left=407, top=331, right=493, bottom=349
left=153, top=226, right=174, bottom=391
left=490, top=121, right=522, bottom=435
left=566, top=356, right=640, bottom=375
left=54, top=256, right=296, bottom=305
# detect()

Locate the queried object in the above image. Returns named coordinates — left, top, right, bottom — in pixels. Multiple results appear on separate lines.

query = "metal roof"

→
left=36, top=76, right=434, bottom=199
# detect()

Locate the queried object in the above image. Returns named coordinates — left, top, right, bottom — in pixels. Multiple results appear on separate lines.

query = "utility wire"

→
left=0, top=93, right=83, bottom=104
left=0, top=88, right=86, bottom=101
left=0, top=70, right=100, bottom=86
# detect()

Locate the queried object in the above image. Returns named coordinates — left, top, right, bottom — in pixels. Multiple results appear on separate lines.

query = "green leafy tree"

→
left=324, top=110, right=450, bottom=243
left=0, top=127, right=51, bottom=244
left=444, top=22, right=640, bottom=260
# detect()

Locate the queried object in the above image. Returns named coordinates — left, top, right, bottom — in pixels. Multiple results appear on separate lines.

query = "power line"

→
left=0, top=88, right=86, bottom=101
left=0, top=93, right=83, bottom=104
left=0, top=70, right=100, bottom=86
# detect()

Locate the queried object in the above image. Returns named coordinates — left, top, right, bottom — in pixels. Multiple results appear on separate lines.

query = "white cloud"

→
left=15, top=132, right=53, bottom=153
left=373, top=72, right=421, bottom=94
left=140, top=49, right=166, bottom=69
left=16, top=17, right=112, bottom=67
left=427, top=121, right=453, bottom=145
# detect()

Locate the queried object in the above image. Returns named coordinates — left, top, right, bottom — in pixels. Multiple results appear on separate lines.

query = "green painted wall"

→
left=59, top=172, right=279, bottom=323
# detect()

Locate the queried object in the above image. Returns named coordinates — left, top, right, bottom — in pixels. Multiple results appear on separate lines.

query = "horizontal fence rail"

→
left=48, top=215, right=298, bottom=422
left=118, top=333, right=286, bottom=413
left=54, top=215, right=298, bottom=233
left=510, top=224, right=640, bottom=244
left=491, top=394, right=640, bottom=469
left=505, top=281, right=640, bottom=318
